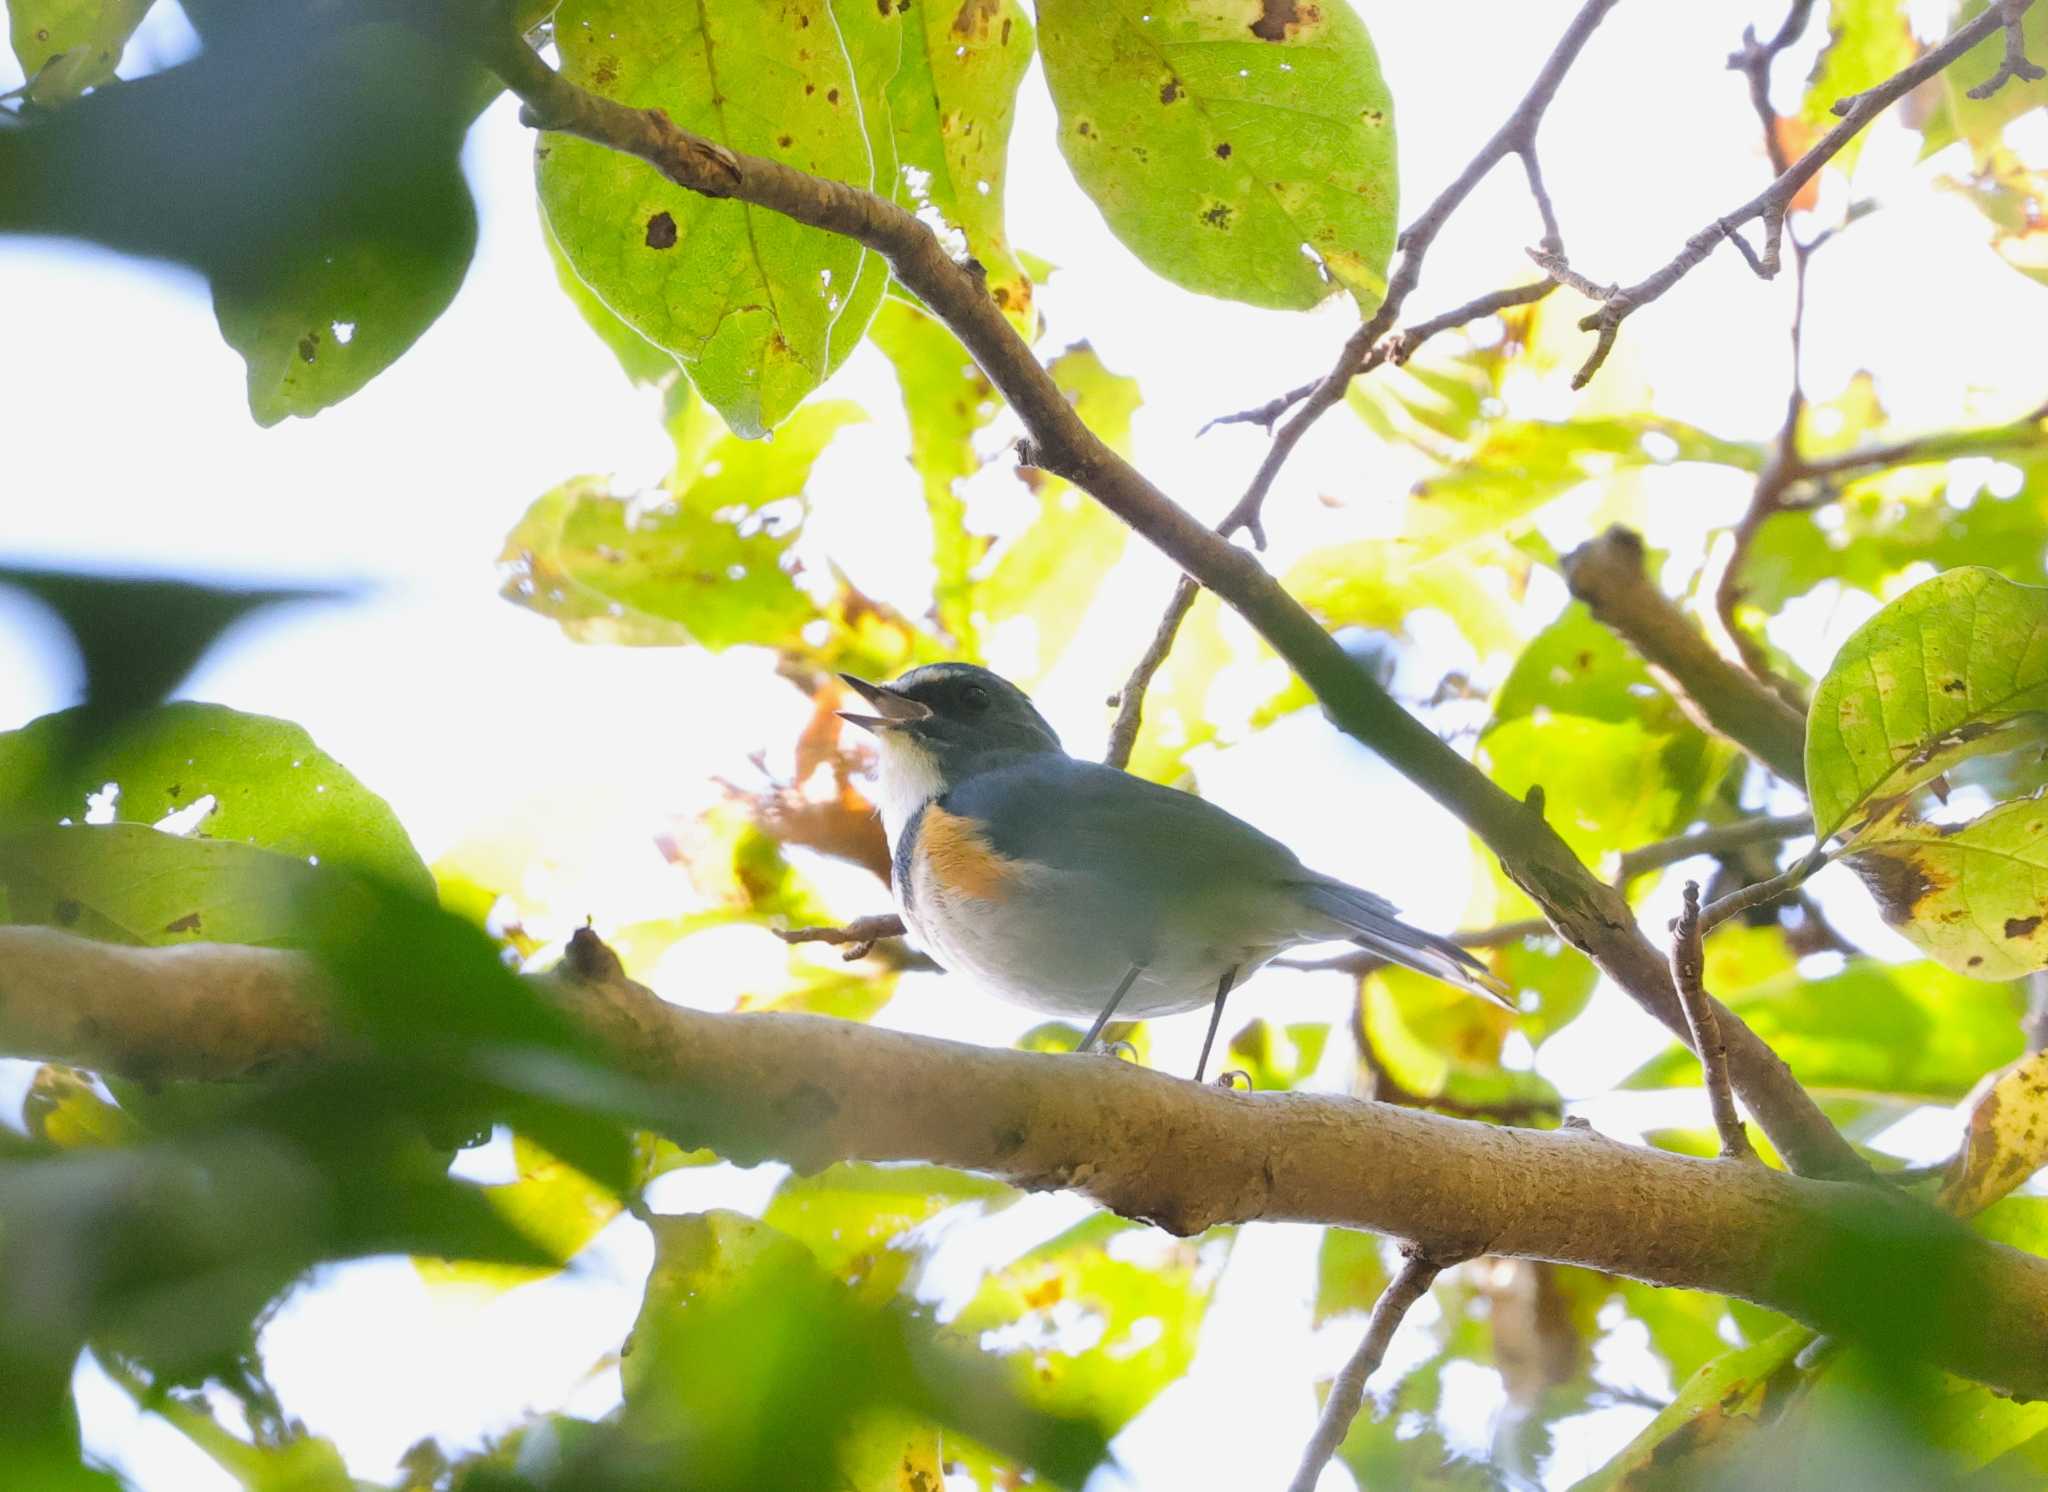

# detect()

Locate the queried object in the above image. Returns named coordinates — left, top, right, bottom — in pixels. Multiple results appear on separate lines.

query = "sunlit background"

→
left=6, top=0, right=2048, bottom=1486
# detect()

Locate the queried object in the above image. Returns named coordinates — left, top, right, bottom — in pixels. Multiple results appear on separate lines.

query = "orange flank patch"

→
left=919, top=807, right=1019, bottom=902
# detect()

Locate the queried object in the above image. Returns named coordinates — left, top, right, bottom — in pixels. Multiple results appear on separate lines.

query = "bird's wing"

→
left=942, top=756, right=1309, bottom=908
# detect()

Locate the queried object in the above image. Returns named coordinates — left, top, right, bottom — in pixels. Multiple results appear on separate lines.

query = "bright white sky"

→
left=6, top=1, right=2048, bottom=1488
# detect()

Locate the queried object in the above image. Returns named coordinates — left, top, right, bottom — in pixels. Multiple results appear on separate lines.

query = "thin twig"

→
left=1112, top=0, right=1621, bottom=768
left=1286, top=1251, right=1450, bottom=1492
left=1616, top=813, right=1814, bottom=881
left=774, top=913, right=907, bottom=961
left=1700, top=846, right=1829, bottom=932
left=1669, top=882, right=1758, bottom=1162
left=1713, top=1, right=1825, bottom=713
left=1104, top=576, right=1200, bottom=770
left=1532, top=1, right=2015, bottom=387
left=1967, top=0, right=2045, bottom=99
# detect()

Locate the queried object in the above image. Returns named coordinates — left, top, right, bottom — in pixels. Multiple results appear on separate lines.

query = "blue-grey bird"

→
left=838, top=663, right=1511, bottom=1081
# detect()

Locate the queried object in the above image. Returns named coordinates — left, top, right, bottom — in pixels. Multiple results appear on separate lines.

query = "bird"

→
left=836, top=662, right=1512, bottom=1082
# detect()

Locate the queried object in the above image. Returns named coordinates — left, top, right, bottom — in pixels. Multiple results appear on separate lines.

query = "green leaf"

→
left=1937, top=0, right=2048, bottom=165
left=8, top=0, right=152, bottom=105
left=1390, top=416, right=1762, bottom=564
left=1806, top=567, right=2048, bottom=839
left=538, top=0, right=881, bottom=436
left=1627, top=958, right=2024, bottom=1103
left=1567, top=1325, right=1810, bottom=1492
left=952, top=1211, right=1227, bottom=1432
left=0, top=701, right=431, bottom=898
left=418, top=1135, right=623, bottom=1293
left=544, top=218, right=679, bottom=387
left=1843, top=798, right=2048, bottom=977
left=1801, top=0, right=1916, bottom=177
left=1362, top=965, right=1560, bottom=1118
left=0, top=824, right=324, bottom=947
left=1286, top=539, right=1520, bottom=657
left=1221, top=1018, right=1328, bottom=1091
left=0, top=17, right=486, bottom=422
left=870, top=299, right=1000, bottom=649
left=23, top=1065, right=141, bottom=1149
left=1479, top=714, right=1725, bottom=867
left=498, top=395, right=864, bottom=649
left=1491, top=600, right=1718, bottom=743
left=977, top=344, right=1139, bottom=680
left=1313, top=1226, right=1387, bottom=1325
left=763, top=1162, right=1013, bottom=1278
left=1037, top=0, right=1397, bottom=311
left=887, top=0, right=1038, bottom=334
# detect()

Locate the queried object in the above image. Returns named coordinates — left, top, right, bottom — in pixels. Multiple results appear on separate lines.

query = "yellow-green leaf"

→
left=8, top=0, right=151, bottom=105
left=887, top=0, right=1037, bottom=335
left=1806, top=567, right=2048, bottom=840
left=1844, top=798, right=2048, bottom=978
left=764, top=1162, right=1013, bottom=1278
left=977, top=344, right=1138, bottom=680
left=537, top=0, right=880, bottom=435
left=23, top=1065, right=140, bottom=1148
left=1940, top=1048, right=2048, bottom=1215
left=1037, top=0, right=1397, bottom=311
left=870, top=299, right=1000, bottom=649
left=497, top=396, right=864, bottom=649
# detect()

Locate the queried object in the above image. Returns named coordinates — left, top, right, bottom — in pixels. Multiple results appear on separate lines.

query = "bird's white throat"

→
left=870, top=733, right=948, bottom=851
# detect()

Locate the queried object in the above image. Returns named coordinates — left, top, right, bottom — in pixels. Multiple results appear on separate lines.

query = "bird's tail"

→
left=1293, top=879, right=1516, bottom=1010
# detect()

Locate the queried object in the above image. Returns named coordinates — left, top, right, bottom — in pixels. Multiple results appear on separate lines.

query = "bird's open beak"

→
left=837, top=674, right=932, bottom=732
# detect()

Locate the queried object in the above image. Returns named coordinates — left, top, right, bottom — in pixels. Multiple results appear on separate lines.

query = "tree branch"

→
left=1286, top=1251, right=1448, bottom=1492
left=461, top=1, right=1867, bottom=1180
left=1967, top=0, right=2045, bottom=99
left=1110, top=0, right=1617, bottom=762
left=1669, top=882, right=1758, bottom=1163
left=3, top=925, right=2044, bottom=1394
left=1562, top=526, right=1810, bottom=785
left=1532, top=1, right=2016, bottom=388
left=1702, top=846, right=1830, bottom=933
left=774, top=913, right=907, bottom=961
left=1616, top=813, right=1813, bottom=883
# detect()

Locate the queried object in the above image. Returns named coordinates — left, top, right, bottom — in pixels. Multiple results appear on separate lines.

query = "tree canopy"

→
left=6, top=0, right=2048, bottom=1488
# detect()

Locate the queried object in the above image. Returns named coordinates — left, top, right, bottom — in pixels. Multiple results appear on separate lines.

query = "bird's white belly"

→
left=902, top=862, right=1282, bottom=1020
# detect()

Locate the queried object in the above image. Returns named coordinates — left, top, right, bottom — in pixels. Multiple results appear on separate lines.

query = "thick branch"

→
left=1286, top=1252, right=1447, bottom=1492
left=464, top=4, right=1863, bottom=1179
left=1533, top=1, right=2015, bottom=387
left=1562, top=526, right=1809, bottom=785
left=0, top=926, right=2039, bottom=1394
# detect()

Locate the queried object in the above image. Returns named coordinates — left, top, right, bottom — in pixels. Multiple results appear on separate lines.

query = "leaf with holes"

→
left=8, top=0, right=153, bottom=105
left=1807, top=568, right=2048, bottom=841
left=1037, top=0, right=1397, bottom=311
left=888, top=0, right=1038, bottom=334
left=538, top=0, right=881, bottom=436
left=1845, top=798, right=2048, bottom=978
left=0, top=701, right=430, bottom=896
left=1941, top=1049, right=2048, bottom=1216
left=0, top=823, right=323, bottom=947
left=498, top=394, right=863, bottom=650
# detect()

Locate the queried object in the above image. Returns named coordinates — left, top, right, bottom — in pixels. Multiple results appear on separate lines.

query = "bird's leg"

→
left=1194, top=966, right=1239, bottom=1083
left=1079, top=963, right=1146, bottom=1053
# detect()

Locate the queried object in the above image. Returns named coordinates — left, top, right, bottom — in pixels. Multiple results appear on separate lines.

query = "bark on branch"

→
left=0, top=925, right=2040, bottom=1396
left=459, top=1, right=1864, bottom=1180
left=1562, top=525, right=1809, bottom=785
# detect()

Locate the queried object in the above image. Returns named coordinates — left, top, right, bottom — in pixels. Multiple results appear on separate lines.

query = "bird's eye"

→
left=961, top=684, right=991, bottom=712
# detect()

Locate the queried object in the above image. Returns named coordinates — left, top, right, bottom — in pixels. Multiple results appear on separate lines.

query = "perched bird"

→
left=838, top=663, right=1511, bottom=1080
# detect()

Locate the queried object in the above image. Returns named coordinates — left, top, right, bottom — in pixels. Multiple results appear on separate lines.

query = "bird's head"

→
left=838, top=663, right=1063, bottom=798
